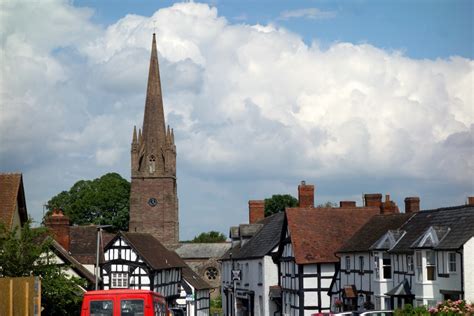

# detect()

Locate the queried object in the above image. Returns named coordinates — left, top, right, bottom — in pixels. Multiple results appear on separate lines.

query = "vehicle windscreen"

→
left=121, top=299, right=144, bottom=316
left=90, top=300, right=113, bottom=316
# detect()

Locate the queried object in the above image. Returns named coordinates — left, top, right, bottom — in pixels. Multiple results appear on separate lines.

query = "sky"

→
left=1, top=0, right=473, bottom=240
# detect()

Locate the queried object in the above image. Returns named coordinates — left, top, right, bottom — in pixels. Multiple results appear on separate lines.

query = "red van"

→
left=80, top=289, right=169, bottom=316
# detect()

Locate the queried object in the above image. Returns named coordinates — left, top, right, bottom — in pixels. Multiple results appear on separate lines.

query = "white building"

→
left=221, top=209, right=284, bottom=316
left=332, top=198, right=474, bottom=312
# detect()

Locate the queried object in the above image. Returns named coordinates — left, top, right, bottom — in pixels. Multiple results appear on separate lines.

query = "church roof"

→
left=176, top=242, right=231, bottom=259
left=118, top=232, right=186, bottom=270
left=0, top=173, right=28, bottom=229
left=285, top=207, right=380, bottom=264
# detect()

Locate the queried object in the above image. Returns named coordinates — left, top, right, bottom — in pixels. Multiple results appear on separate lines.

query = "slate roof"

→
left=221, top=212, right=284, bottom=261
left=337, top=213, right=414, bottom=253
left=176, top=242, right=231, bottom=259
left=49, top=239, right=96, bottom=285
left=0, top=173, right=28, bottom=229
left=391, top=204, right=474, bottom=253
left=69, top=225, right=115, bottom=264
left=286, top=207, right=380, bottom=264
left=117, top=232, right=187, bottom=270
left=182, top=266, right=211, bottom=290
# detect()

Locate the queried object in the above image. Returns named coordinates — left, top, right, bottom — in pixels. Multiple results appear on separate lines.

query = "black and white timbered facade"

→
left=279, top=224, right=336, bottom=315
left=101, top=232, right=185, bottom=302
left=274, top=205, right=380, bottom=316
left=332, top=203, right=474, bottom=312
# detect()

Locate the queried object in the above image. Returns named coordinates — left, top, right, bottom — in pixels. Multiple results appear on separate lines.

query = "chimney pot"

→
left=405, top=197, right=420, bottom=213
left=45, top=210, right=70, bottom=250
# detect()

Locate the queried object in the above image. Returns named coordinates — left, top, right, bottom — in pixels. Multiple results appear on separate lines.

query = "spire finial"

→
left=132, top=126, right=137, bottom=143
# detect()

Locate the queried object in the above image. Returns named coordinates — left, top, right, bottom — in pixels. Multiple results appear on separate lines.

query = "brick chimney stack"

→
left=249, top=200, right=265, bottom=224
left=298, top=181, right=315, bottom=208
left=340, top=201, right=356, bottom=208
left=364, top=193, right=382, bottom=208
left=45, top=209, right=70, bottom=251
left=380, top=194, right=399, bottom=214
left=405, top=197, right=420, bottom=213
left=468, top=197, right=474, bottom=205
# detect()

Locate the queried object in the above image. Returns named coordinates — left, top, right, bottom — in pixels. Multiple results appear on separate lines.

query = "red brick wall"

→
left=298, top=181, right=314, bottom=208
left=249, top=200, right=265, bottom=223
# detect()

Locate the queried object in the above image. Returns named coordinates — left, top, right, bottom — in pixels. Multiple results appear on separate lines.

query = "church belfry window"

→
left=148, top=155, right=156, bottom=174
left=205, top=267, right=219, bottom=280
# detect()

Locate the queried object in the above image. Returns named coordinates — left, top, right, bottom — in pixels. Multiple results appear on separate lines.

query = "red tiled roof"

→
left=0, top=173, right=27, bottom=229
left=286, top=207, right=380, bottom=264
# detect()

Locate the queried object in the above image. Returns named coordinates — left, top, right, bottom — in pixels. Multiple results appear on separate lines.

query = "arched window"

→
left=148, top=155, right=156, bottom=173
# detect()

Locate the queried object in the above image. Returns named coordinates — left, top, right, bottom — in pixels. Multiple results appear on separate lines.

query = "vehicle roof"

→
left=84, top=289, right=164, bottom=297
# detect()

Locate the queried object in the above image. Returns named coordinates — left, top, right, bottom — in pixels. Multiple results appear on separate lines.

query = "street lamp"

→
left=95, top=224, right=112, bottom=290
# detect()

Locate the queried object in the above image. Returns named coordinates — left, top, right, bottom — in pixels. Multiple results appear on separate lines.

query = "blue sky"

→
left=75, top=0, right=473, bottom=59
left=2, top=0, right=473, bottom=239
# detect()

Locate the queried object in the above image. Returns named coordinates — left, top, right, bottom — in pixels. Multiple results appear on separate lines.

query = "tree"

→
left=46, top=172, right=130, bottom=231
left=191, top=231, right=227, bottom=243
left=317, top=201, right=338, bottom=208
left=264, top=194, right=298, bottom=216
left=0, top=221, right=86, bottom=315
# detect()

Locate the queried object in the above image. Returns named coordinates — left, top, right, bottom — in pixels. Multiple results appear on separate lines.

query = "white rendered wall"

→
left=464, top=237, right=474, bottom=303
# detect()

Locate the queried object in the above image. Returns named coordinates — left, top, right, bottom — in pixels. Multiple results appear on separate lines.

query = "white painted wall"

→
left=463, top=237, right=474, bottom=303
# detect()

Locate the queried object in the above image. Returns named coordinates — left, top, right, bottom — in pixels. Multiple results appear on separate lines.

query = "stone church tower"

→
left=129, top=34, right=179, bottom=249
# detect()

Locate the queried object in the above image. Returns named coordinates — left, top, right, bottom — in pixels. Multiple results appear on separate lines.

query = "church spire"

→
left=142, top=33, right=166, bottom=152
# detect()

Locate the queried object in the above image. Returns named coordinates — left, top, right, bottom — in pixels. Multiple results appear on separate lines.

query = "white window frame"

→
left=111, top=272, right=129, bottom=288
left=345, top=256, right=351, bottom=272
left=382, top=253, right=392, bottom=280
left=359, top=256, right=364, bottom=272
left=415, top=251, right=423, bottom=283
left=426, top=250, right=436, bottom=281
left=374, top=253, right=380, bottom=280
left=407, top=255, right=414, bottom=273
left=448, top=252, right=457, bottom=273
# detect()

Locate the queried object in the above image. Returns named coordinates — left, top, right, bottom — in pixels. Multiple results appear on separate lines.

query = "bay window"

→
left=416, top=251, right=423, bottom=282
left=426, top=250, right=436, bottom=281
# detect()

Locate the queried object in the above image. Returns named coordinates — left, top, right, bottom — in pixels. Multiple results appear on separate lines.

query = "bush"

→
left=395, top=300, right=474, bottom=316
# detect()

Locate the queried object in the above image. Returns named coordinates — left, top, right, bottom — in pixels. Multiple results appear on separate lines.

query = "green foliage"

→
left=264, top=194, right=298, bottom=216
left=210, top=295, right=222, bottom=315
left=394, top=300, right=474, bottom=315
left=394, top=304, right=429, bottom=316
left=46, top=172, right=130, bottom=231
left=191, top=231, right=227, bottom=243
left=0, top=221, right=85, bottom=315
left=316, top=201, right=338, bottom=208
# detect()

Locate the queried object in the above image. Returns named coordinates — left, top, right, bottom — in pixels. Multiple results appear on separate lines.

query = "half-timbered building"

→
left=334, top=211, right=415, bottom=311
left=274, top=182, right=383, bottom=316
left=102, top=232, right=186, bottom=303
left=332, top=198, right=474, bottom=312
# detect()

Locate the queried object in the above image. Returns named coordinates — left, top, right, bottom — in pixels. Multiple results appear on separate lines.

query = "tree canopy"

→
left=264, top=194, right=298, bottom=216
left=46, top=172, right=130, bottom=231
left=191, top=231, right=227, bottom=243
left=0, top=221, right=86, bottom=315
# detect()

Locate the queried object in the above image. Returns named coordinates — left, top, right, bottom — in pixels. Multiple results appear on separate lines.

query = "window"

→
left=90, top=300, right=113, bottom=316
left=345, top=256, right=351, bottom=271
left=374, top=253, right=380, bottom=279
left=121, top=299, right=144, bottom=316
left=426, top=250, right=436, bottom=281
left=407, top=255, right=414, bottom=273
left=359, top=256, right=364, bottom=272
left=258, top=262, right=263, bottom=284
left=416, top=251, right=423, bottom=282
left=111, top=272, right=129, bottom=288
left=205, top=267, right=219, bottom=280
left=448, top=252, right=457, bottom=273
left=382, top=253, right=392, bottom=279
